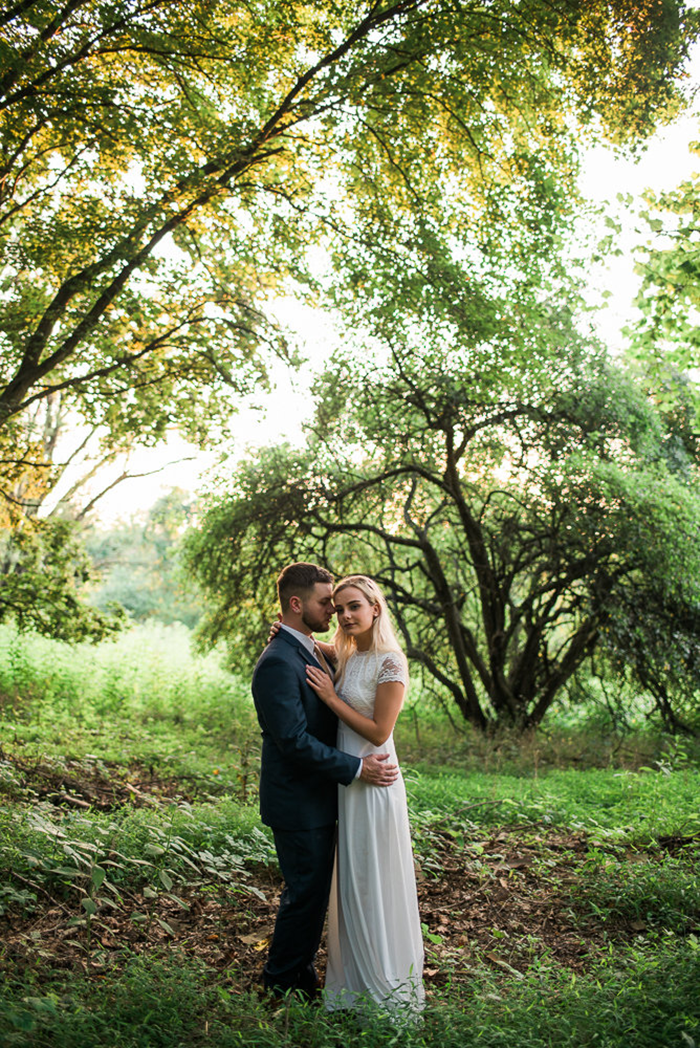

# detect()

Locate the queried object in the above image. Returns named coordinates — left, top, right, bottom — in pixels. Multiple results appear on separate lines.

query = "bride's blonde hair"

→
left=332, top=575, right=408, bottom=685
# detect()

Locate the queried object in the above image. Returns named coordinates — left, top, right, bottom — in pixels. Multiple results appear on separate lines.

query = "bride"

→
left=306, top=574, right=424, bottom=1018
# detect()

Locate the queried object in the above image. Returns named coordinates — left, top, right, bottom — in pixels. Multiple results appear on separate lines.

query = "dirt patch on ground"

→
left=1, top=752, right=196, bottom=809
left=418, top=827, right=608, bottom=981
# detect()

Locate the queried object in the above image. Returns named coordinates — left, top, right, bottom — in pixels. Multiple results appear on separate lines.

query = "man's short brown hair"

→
left=277, top=562, right=334, bottom=612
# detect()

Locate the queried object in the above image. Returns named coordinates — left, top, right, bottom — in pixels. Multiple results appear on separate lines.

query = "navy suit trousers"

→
left=263, top=823, right=337, bottom=995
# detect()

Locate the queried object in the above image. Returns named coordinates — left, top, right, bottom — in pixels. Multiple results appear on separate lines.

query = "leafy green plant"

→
left=406, top=767, right=700, bottom=839
left=1, top=942, right=699, bottom=1048
left=577, top=851, right=700, bottom=932
left=0, top=622, right=258, bottom=792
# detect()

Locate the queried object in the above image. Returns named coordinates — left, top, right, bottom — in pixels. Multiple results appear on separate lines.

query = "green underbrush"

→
left=0, top=623, right=257, bottom=792
left=407, top=765, right=700, bottom=840
left=1, top=943, right=699, bottom=1048
left=396, top=699, right=700, bottom=776
left=577, top=848, right=700, bottom=933
left=1, top=623, right=699, bottom=1047
left=0, top=799, right=274, bottom=920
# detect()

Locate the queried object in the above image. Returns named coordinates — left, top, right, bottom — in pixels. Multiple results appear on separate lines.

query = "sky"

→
left=47, top=47, right=700, bottom=526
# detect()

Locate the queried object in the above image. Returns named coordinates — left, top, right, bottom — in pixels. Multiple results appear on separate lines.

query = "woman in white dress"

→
left=305, top=574, right=424, bottom=1019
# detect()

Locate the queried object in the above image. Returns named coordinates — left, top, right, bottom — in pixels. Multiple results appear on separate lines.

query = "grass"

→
left=1, top=944, right=699, bottom=1047
left=0, top=622, right=258, bottom=793
left=406, top=765, right=700, bottom=840
left=577, top=849, right=700, bottom=933
left=1, top=622, right=699, bottom=1047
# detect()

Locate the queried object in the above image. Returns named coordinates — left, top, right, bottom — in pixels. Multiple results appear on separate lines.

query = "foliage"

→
left=626, top=146, right=700, bottom=415
left=1, top=0, right=692, bottom=422
left=0, top=943, right=699, bottom=1047
left=177, top=3, right=700, bottom=734
left=0, top=624, right=699, bottom=1046
left=0, top=517, right=125, bottom=641
left=578, top=849, right=700, bottom=933
left=407, top=766, right=700, bottom=840
left=186, top=305, right=700, bottom=734
left=1, top=0, right=695, bottom=638
left=86, top=489, right=204, bottom=627
left=0, top=621, right=258, bottom=788
left=3, top=0, right=688, bottom=440
left=0, top=800, right=273, bottom=920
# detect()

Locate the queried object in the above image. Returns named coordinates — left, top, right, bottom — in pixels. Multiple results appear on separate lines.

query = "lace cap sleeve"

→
left=377, top=652, right=408, bottom=687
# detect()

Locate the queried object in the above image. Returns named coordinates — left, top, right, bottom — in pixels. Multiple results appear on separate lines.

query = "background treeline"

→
left=85, top=490, right=202, bottom=630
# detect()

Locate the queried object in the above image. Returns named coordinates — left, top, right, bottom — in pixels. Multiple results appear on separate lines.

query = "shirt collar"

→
left=280, top=623, right=315, bottom=655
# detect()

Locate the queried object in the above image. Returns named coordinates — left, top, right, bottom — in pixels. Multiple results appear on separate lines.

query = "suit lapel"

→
left=275, top=628, right=319, bottom=670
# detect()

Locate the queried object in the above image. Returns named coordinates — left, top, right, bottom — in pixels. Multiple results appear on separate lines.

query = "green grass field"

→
left=1, top=623, right=699, bottom=1047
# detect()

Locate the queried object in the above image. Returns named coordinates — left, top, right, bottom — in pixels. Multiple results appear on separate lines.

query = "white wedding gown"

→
left=324, top=650, right=425, bottom=1018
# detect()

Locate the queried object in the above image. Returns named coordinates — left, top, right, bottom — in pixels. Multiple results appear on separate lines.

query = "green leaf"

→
left=165, top=894, right=190, bottom=910
left=91, top=867, right=106, bottom=889
left=144, top=845, right=166, bottom=857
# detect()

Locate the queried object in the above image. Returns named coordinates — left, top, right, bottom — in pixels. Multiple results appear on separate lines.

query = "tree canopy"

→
left=626, top=147, right=700, bottom=410
left=2, top=0, right=697, bottom=640
left=1, top=0, right=693, bottom=448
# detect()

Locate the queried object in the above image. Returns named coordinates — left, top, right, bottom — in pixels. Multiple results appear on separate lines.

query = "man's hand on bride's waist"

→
left=359, top=752, right=399, bottom=787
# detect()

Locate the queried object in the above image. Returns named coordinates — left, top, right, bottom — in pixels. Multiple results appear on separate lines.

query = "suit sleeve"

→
left=253, top=654, right=361, bottom=785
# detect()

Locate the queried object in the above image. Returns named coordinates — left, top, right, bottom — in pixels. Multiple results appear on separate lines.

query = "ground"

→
left=3, top=752, right=689, bottom=997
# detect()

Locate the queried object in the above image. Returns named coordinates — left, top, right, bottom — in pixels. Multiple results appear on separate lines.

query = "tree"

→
left=0, top=516, right=126, bottom=641
left=2, top=0, right=696, bottom=637
left=1, top=0, right=694, bottom=449
left=185, top=235, right=700, bottom=734
left=625, top=146, right=700, bottom=415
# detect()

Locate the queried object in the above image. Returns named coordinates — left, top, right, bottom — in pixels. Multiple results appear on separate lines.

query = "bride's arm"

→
left=306, top=666, right=403, bottom=747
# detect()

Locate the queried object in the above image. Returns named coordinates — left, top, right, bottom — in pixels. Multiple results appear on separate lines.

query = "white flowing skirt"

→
left=324, top=723, right=424, bottom=1017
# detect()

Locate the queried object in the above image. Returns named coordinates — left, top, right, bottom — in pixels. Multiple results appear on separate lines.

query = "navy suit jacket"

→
left=251, top=629, right=361, bottom=831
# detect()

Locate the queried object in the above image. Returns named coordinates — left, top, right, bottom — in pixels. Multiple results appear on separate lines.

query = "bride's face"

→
left=334, top=585, right=379, bottom=648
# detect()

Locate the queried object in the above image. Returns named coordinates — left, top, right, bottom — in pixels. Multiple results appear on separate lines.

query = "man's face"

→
left=300, top=582, right=335, bottom=634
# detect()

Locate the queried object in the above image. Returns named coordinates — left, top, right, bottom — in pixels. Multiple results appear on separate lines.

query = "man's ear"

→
left=289, top=595, right=302, bottom=614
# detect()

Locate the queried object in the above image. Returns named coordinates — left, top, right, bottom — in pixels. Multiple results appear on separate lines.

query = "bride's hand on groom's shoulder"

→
left=267, top=616, right=282, bottom=643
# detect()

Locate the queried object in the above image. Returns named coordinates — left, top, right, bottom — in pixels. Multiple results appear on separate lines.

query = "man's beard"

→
left=301, top=608, right=330, bottom=634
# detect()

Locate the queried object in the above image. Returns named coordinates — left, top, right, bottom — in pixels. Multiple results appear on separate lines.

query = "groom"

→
left=251, top=561, right=398, bottom=999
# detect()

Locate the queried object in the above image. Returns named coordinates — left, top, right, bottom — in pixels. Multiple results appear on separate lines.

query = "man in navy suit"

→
left=252, top=562, right=398, bottom=999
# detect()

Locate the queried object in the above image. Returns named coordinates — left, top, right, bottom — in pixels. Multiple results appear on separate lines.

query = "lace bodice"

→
left=337, top=650, right=408, bottom=717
